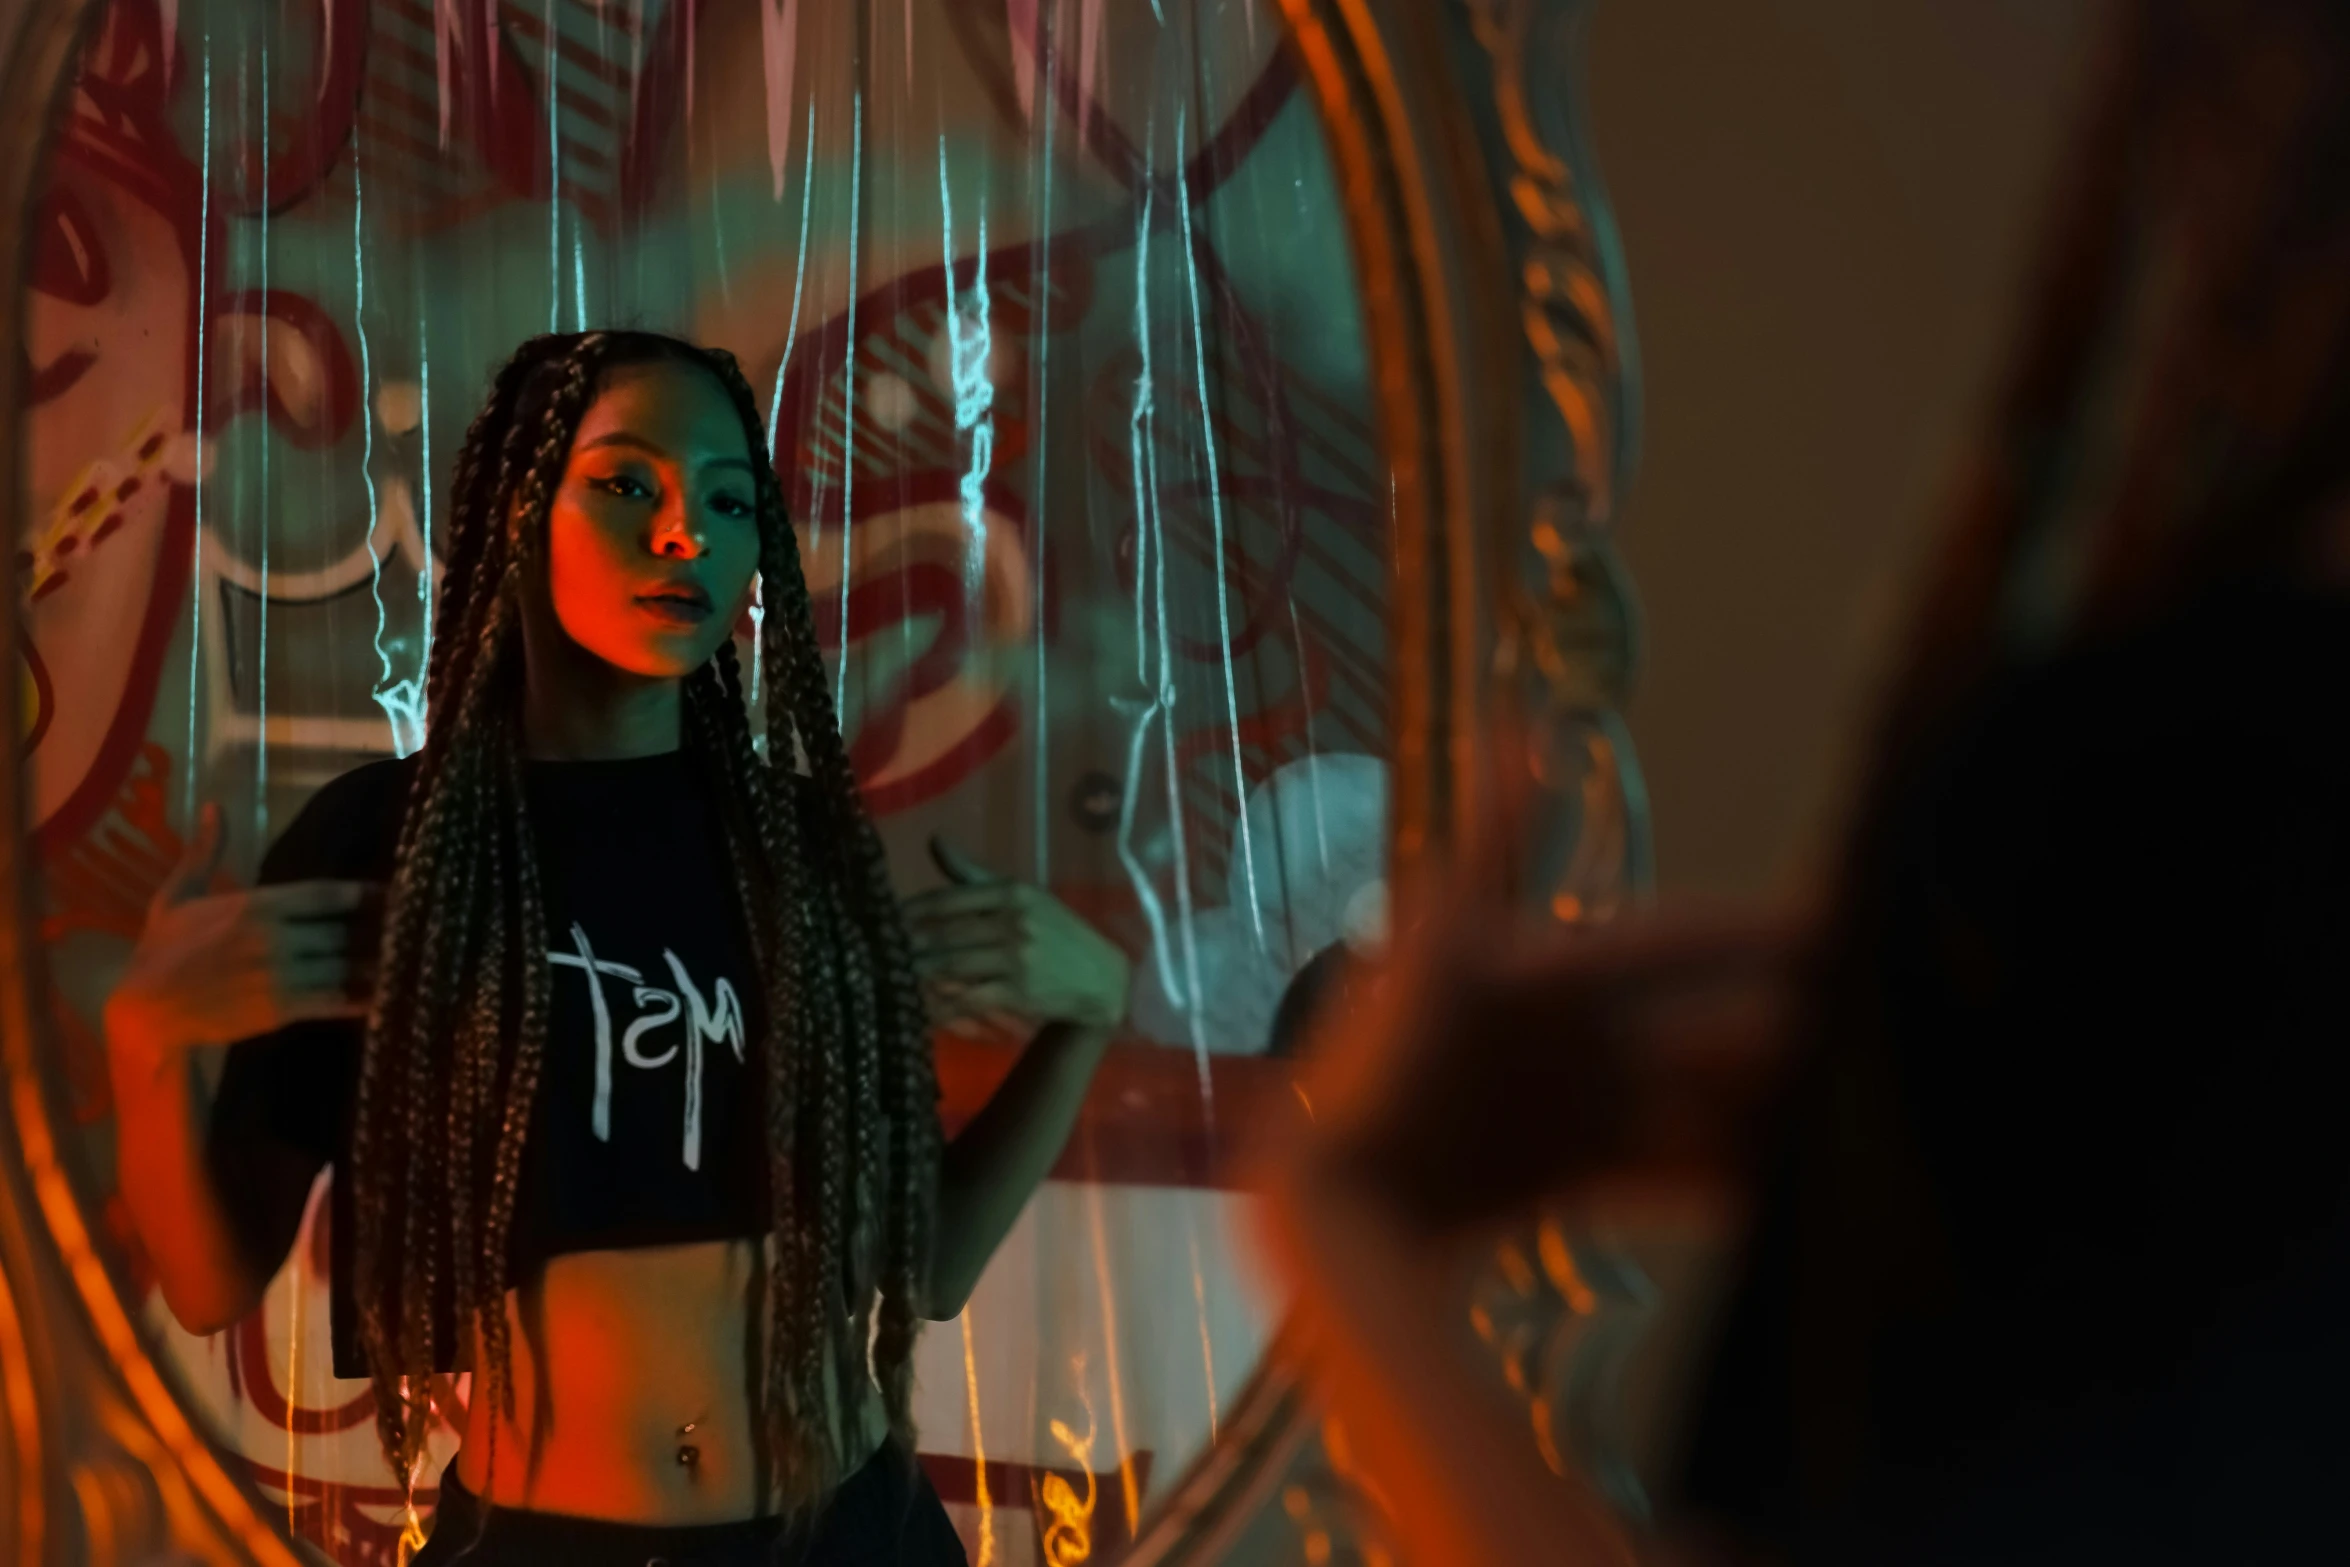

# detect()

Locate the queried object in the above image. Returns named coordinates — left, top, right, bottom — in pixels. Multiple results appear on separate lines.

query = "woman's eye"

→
left=713, top=493, right=755, bottom=519
left=593, top=474, right=652, bottom=500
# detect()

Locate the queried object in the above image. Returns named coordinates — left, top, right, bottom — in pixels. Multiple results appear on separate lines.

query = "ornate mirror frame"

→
left=0, top=0, right=1643, bottom=1559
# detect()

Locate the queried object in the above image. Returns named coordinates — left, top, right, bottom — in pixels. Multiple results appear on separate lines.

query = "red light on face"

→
left=541, top=361, right=763, bottom=682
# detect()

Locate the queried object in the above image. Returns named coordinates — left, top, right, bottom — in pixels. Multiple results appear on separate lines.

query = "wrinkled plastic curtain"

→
left=23, top=0, right=1388, bottom=1560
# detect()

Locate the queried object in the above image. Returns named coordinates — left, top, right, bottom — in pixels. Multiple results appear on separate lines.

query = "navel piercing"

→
left=675, top=1420, right=701, bottom=1471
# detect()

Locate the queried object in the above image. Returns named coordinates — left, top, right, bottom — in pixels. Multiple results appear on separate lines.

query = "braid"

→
left=352, top=332, right=937, bottom=1517
left=474, top=358, right=608, bottom=1452
left=476, top=674, right=548, bottom=1480
left=692, top=344, right=938, bottom=1485
left=757, top=455, right=939, bottom=1442
left=444, top=725, right=507, bottom=1423
left=770, top=630, right=888, bottom=1400
left=354, top=335, right=602, bottom=1492
left=690, top=639, right=818, bottom=1481
left=752, top=550, right=849, bottom=1480
left=359, top=582, right=521, bottom=1481
left=688, top=648, right=832, bottom=1478
left=423, top=339, right=572, bottom=720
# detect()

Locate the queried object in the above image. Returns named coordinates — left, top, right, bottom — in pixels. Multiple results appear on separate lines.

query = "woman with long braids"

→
left=105, top=330, right=1131, bottom=1564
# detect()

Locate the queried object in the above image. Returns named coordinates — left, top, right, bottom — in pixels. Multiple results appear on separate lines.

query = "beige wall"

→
left=1586, top=0, right=2097, bottom=895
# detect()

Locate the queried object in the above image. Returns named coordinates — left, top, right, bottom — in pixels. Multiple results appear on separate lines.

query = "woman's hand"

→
left=912, top=839, right=1133, bottom=1316
left=902, top=839, right=1131, bottom=1040
left=103, top=803, right=381, bottom=1081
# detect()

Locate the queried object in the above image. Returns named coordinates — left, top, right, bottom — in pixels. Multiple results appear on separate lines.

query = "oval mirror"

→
left=0, top=0, right=1644, bottom=1562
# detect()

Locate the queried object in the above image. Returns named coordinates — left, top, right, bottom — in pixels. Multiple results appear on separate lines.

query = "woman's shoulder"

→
left=257, top=754, right=420, bottom=885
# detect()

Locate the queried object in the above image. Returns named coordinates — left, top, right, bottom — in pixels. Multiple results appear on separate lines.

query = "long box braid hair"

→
left=348, top=330, right=938, bottom=1512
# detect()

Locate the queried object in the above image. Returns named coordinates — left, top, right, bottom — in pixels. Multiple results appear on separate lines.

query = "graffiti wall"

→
left=22, top=2, right=1389, bottom=1561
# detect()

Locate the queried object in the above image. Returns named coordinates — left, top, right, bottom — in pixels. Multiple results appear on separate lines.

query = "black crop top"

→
left=208, top=749, right=772, bottom=1378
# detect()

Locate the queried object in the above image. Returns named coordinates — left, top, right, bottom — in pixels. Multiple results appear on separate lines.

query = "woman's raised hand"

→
left=903, top=838, right=1131, bottom=1040
left=102, top=803, right=382, bottom=1074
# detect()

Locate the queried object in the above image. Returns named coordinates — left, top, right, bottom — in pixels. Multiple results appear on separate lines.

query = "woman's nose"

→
left=650, top=499, right=706, bottom=559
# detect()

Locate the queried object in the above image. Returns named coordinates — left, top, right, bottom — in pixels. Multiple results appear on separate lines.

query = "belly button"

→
left=675, top=1420, right=701, bottom=1473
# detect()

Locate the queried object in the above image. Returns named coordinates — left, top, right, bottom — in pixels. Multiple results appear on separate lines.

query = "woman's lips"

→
left=637, top=592, right=714, bottom=626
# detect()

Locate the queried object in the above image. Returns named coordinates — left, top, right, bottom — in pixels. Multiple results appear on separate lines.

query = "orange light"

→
left=1188, top=1221, right=1219, bottom=1441
left=961, top=1312, right=994, bottom=1567
left=1536, top=1221, right=1599, bottom=1316
left=1083, top=1184, right=1142, bottom=1535
left=397, top=1492, right=428, bottom=1567
left=1039, top=1355, right=1098, bottom=1567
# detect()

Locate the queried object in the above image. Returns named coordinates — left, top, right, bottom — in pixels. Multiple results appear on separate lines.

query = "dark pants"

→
left=411, top=1445, right=969, bottom=1567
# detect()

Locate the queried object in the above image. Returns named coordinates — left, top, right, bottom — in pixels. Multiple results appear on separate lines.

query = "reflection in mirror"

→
left=24, top=1, right=1388, bottom=1562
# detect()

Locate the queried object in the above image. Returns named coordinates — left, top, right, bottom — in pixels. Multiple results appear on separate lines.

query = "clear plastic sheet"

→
left=24, top=1, right=1388, bottom=1561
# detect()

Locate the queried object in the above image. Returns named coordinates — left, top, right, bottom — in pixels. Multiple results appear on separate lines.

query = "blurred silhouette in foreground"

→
left=1258, top=0, right=2350, bottom=1561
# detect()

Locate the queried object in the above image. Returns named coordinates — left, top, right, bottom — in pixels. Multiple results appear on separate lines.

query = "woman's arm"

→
left=929, top=1020, right=1113, bottom=1317
left=903, top=840, right=1131, bottom=1318
left=110, top=1012, right=279, bottom=1335
left=105, top=803, right=374, bottom=1335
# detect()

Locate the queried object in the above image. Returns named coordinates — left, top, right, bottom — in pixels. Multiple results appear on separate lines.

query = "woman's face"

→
left=541, top=359, right=762, bottom=680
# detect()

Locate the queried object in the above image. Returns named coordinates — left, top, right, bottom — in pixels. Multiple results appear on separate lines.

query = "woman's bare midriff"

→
left=453, top=1238, right=888, bottom=1523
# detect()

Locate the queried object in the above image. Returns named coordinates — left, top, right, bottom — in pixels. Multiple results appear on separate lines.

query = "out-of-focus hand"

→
left=103, top=803, right=382, bottom=1082
left=1294, top=898, right=1799, bottom=1230
left=1280, top=745, right=1803, bottom=1231
left=902, top=838, right=1132, bottom=1041
left=1250, top=738, right=1804, bottom=1567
